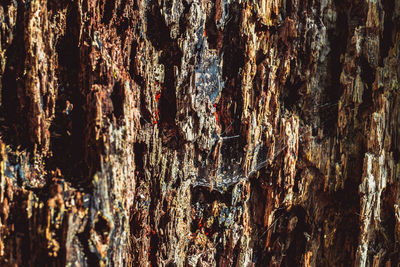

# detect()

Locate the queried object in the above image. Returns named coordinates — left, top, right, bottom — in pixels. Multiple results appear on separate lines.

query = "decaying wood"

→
left=0, top=0, right=399, bottom=266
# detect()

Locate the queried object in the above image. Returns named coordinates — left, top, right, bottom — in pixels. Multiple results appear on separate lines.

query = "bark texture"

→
left=0, top=0, right=399, bottom=266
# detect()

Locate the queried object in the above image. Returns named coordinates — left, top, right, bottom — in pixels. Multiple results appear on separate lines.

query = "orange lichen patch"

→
left=213, top=103, right=220, bottom=123
left=155, top=92, right=161, bottom=102
left=214, top=112, right=219, bottom=123
left=304, top=251, right=312, bottom=267
left=147, top=246, right=152, bottom=257
left=145, top=225, right=157, bottom=237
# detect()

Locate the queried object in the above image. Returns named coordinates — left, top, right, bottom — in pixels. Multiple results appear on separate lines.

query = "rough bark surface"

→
left=0, top=0, right=399, bottom=266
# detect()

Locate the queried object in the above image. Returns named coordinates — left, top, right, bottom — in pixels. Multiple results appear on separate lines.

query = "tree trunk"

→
left=0, top=0, right=399, bottom=266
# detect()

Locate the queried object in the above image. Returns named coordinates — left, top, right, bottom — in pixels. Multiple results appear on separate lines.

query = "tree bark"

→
left=0, top=0, right=399, bottom=266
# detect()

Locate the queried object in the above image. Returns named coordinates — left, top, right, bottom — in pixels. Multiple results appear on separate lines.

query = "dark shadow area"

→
left=47, top=2, right=89, bottom=190
left=253, top=205, right=311, bottom=267
left=282, top=78, right=304, bottom=112
left=220, top=2, right=244, bottom=135
left=94, top=214, right=111, bottom=243
left=145, top=1, right=182, bottom=147
left=205, top=7, right=221, bottom=50
left=358, top=56, right=375, bottom=112
left=78, top=220, right=101, bottom=266
left=110, top=81, right=125, bottom=125
left=323, top=1, right=348, bottom=136
left=281, top=206, right=310, bottom=266
left=0, top=1, right=28, bottom=149
left=102, top=0, right=115, bottom=25
left=380, top=0, right=395, bottom=63
left=323, top=157, right=361, bottom=265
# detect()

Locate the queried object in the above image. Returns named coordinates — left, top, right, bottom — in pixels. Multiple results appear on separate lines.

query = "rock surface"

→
left=0, top=0, right=399, bottom=266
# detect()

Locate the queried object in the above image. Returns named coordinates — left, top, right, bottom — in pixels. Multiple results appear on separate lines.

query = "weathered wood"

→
left=0, top=0, right=399, bottom=266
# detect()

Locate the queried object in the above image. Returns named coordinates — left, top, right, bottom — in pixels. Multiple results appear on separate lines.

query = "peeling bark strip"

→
left=0, top=0, right=399, bottom=266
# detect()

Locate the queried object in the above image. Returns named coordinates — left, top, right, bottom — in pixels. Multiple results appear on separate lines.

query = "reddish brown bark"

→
left=0, top=0, right=399, bottom=266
